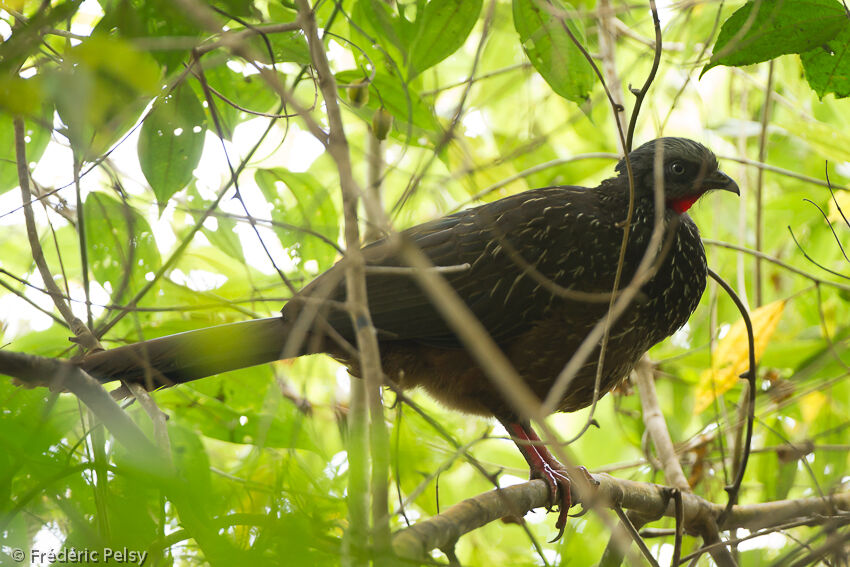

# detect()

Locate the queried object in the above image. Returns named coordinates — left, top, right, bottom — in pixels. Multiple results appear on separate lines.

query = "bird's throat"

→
left=668, top=194, right=701, bottom=214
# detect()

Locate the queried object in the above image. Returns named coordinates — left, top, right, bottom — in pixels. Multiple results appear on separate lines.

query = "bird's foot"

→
left=569, top=466, right=600, bottom=517
left=504, top=420, right=594, bottom=542
left=534, top=465, right=600, bottom=541
left=502, top=420, right=604, bottom=541
left=530, top=461, right=572, bottom=542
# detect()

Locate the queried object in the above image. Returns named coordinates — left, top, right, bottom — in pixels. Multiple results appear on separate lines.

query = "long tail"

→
left=79, top=317, right=293, bottom=389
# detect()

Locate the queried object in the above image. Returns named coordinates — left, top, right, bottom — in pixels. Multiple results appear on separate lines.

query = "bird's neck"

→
left=667, top=194, right=701, bottom=214
left=598, top=177, right=703, bottom=217
left=598, top=184, right=683, bottom=228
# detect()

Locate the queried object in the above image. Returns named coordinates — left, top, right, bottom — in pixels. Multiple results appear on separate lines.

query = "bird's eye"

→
left=670, top=161, right=686, bottom=176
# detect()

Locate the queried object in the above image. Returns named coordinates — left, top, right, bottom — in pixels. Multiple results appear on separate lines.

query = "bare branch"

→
left=294, top=0, right=391, bottom=556
left=634, top=358, right=690, bottom=491
left=0, top=350, right=160, bottom=464
left=14, top=117, right=100, bottom=352
left=392, top=474, right=850, bottom=561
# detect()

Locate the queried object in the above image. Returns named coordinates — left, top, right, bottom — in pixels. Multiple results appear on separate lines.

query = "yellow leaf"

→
left=694, top=300, right=786, bottom=413
left=0, top=77, right=42, bottom=116
left=0, top=0, right=27, bottom=11
left=800, top=391, right=827, bottom=424
left=827, top=189, right=850, bottom=224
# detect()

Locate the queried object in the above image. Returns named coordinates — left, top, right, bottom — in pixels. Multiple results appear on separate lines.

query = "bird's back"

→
left=283, top=184, right=708, bottom=416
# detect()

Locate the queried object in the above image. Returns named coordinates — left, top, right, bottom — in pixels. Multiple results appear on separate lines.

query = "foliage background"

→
left=1, top=0, right=850, bottom=565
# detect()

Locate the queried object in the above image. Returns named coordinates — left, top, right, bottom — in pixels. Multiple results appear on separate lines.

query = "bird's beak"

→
left=702, top=170, right=740, bottom=195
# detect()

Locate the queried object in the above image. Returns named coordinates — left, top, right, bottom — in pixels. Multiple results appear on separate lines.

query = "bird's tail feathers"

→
left=79, top=317, right=300, bottom=390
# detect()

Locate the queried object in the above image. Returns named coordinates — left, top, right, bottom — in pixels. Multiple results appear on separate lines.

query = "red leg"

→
left=503, top=420, right=572, bottom=542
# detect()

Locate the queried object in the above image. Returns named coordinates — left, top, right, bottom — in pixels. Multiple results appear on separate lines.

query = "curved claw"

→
left=503, top=421, right=596, bottom=542
left=567, top=466, right=600, bottom=519
left=568, top=505, right=591, bottom=518
left=549, top=526, right=566, bottom=544
left=534, top=463, right=571, bottom=542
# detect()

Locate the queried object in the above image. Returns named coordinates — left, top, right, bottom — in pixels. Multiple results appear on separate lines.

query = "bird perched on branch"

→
left=79, top=137, right=739, bottom=539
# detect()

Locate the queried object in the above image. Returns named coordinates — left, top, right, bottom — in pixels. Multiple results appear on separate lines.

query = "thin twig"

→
left=613, top=504, right=662, bottom=567
left=597, top=0, right=625, bottom=153
left=672, top=488, right=685, bottom=567
left=754, top=60, right=775, bottom=307
left=294, top=0, right=391, bottom=558
left=707, top=268, right=756, bottom=524
left=125, top=383, right=172, bottom=455
left=702, top=239, right=850, bottom=292
left=721, top=155, right=849, bottom=193
left=14, top=117, right=100, bottom=352
left=459, top=152, right=620, bottom=207
left=624, top=0, right=662, bottom=153
left=802, top=198, right=849, bottom=262
left=788, top=227, right=850, bottom=281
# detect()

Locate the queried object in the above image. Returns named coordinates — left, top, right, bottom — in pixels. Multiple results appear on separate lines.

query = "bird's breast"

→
left=630, top=212, right=708, bottom=341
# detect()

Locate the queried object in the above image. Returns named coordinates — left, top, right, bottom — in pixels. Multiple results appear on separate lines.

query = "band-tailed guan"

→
left=79, top=137, right=739, bottom=537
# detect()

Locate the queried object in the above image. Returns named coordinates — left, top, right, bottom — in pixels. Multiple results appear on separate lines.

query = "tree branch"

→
left=392, top=474, right=850, bottom=561
left=14, top=117, right=100, bottom=352
left=0, top=350, right=160, bottom=465
left=635, top=359, right=690, bottom=490
left=294, top=0, right=391, bottom=559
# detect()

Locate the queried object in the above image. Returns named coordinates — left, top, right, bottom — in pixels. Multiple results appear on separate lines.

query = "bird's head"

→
left=615, top=137, right=740, bottom=214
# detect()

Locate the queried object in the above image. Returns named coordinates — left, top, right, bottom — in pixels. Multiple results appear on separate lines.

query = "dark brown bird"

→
left=79, top=137, right=739, bottom=537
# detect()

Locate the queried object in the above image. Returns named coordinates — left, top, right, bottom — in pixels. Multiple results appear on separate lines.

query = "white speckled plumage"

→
left=279, top=138, right=739, bottom=418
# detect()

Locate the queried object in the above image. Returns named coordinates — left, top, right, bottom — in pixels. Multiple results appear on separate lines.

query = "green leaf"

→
left=352, top=0, right=410, bottom=58
left=408, top=0, right=483, bottom=78
left=801, top=24, right=850, bottom=99
left=168, top=424, right=214, bottom=506
left=197, top=64, right=278, bottom=140
left=335, top=69, right=440, bottom=139
left=272, top=32, right=312, bottom=66
left=157, top=385, right=317, bottom=451
left=186, top=186, right=246, bottom=263
left=0, top=77, right=44, bottom=117
left=703, top=0, right=847, bottom=75
left=47, top=35, right=161, bottom=157
left=245, top=4, right=310, bottom=66
left=209, top=0, right=258, bottom=18
left=204, top=216, right=246, bottom=263
left=0, top=0, right=82, bottom=75
left=83, top=192, right=161, bottom=299
left=70, top=35, right=161, bottom=94
left=809, top=395, right=849, bottom=488
left=268, top=2, right=298, bottom=23
left=0, top=108, right=51, bottom=195
left=254, top=168, right=340, bottom=271
left=782, top=118, right=850, bottom=163
left=512, top=0, right=594, bottom=104
left=352, top=0, right=481, bottom=78
left=757, top=418, right=798, bottom=501
left=94, top=0, right=201, bottom=73
left=138, top=83, right=206, bottom=206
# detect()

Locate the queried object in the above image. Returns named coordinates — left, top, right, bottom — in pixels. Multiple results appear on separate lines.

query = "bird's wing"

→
left=287, top=186, right=604, bottom=348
